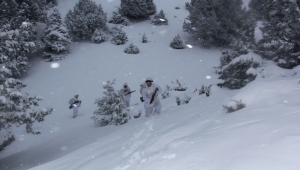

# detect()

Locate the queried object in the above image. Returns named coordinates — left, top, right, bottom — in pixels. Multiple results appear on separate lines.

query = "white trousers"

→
left=123, top=95, right=131, bottom=107
left=73, top=106, right=79, bottom=117
left=144, top=99, right=161, bottom=117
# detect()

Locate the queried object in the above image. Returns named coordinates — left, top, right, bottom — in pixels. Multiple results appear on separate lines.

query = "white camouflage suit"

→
left=141, top=80, right=163, bottom=117
left=121, top=83, right=131, bottom=107
left=70, top=95, right=81, bottom=118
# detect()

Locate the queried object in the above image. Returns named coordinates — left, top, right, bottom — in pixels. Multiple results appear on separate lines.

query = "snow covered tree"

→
left=255, top=0, right=300, bottom=69
left=41, top=8, right=72, bottom=54
left=65, top=0, right=108, bottom=40
left=119, top=0, right=156, bottom=19
left=92, top=79, right=130, bottom=127
left=217, top=51, right=262, bottom=89
left=0, top=23, right=37, bottom=77
left=124, top=43, right=139, bottom=54
left=151, top=10, right=168, bottom=25
left=91, top=28, right=108, bottom=44
left=248, top=0, right=269, bottom=20
left=183, top=0, right=221, bottom=47
left=142, top=33, right=148, bottom=43
left=183, top=0, right=254, bottom=47
left=46, top=0, right=58, bottom=6
left=0, top=70, right=54, bottom=149
left=170, top=35, right=185, bottom=49
left=109, top=11, right=130, bottom=26
left=110, top=26, right=128, bottom=45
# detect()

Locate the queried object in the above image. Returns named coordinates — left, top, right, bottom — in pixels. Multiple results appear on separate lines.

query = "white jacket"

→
left=121, top=87, right=131, bottom=96
left=141, top=83, right=162, bottom=104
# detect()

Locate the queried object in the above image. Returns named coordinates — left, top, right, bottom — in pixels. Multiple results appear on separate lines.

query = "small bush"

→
left=195, top=84, right=212, bottom=97
left=170, top=35, right=185, bottom=49
left=110, top=26, right=128, bottom=45
left=124, top=43, right=139, bottom=54
left=109, top=12, right=130, bottom=26
left=173, top=79, right=187, bottom=91
left=176, top=95, right=191, bottom=106
left=151, top=10, right=168, bottom=26
left=43, top=52, right=67, bottom=62
left=142, top=33, right=148, bottom=43
left=161, top=85, right=172, bottom=99
left=223, top=100, right=246, bottom=113
left=91, top=29, right=108, bottom=44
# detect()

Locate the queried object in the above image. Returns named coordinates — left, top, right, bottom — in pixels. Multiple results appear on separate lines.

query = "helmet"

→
left=124, top=83, right=128, bottom=86
left=145, top=77, right=153, bottom=82
left=74, top=94, right=79, bottom=97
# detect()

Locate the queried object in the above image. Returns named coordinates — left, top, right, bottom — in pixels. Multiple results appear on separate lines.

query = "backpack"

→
left=69, top=98, right=74, bottom=105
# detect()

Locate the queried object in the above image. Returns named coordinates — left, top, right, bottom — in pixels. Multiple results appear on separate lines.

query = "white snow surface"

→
left=0, top=0, right=300, bottom=170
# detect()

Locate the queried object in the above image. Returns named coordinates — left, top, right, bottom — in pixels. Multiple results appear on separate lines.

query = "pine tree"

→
left=41, top=8, right=72, bottom=54
left=119, top=0, right=156, bottom=19
left=91, top=28, right=108, bottom=43
left=109, top=11, right=130, bottom=26
left=217, top=51, right=262, bottom=89
left=110, top=26, right=128, bottom=45
left=151, top=10, right=168, bottom=25
left=142, top=33, right=148, bottom=43
left=183, top=0, right=253, bottom=47
left=248, top=0, right=269, bottom=20
left=92, top=80, right=130, bottom=126
left=0, top=0, right=48, bottom=29
left=183, top=0, right=221, bottom=47
left=0, top=70, right=54, bottom=149
left=124, top=43, right=139, bottom=54
left=0, top=23, right=37, bottom=77
left=255, top=0, right=300, bottom=69
left=65, top=0, right=108, bottom=40
left=170, top=35, right=185, bottom=49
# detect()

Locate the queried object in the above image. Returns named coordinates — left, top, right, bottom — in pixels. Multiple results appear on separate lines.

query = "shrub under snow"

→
left=124, top=43, right=139, bottom=54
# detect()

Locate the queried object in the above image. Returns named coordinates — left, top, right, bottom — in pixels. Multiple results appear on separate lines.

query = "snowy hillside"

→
left=0, top=0, right=300, bottom=170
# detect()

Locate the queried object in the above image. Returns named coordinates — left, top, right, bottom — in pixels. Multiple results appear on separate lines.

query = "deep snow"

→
left=0, top=0, right=300, bottom=170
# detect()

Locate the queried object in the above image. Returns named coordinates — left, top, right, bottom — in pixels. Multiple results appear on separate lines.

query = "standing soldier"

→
left=141, top=77, right=162, bottom=117
left=121, top=83, right=131, bottom=107
left=69, top=94, right=81, bottom=118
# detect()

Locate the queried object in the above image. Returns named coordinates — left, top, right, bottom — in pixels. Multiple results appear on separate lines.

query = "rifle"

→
left=69, top=100, right=81, bottom=109
left=124, top=90, right=136, bottom=96
left=73, top=100, right=82, bottom=107
left=150, top=88, right=159, bottom=104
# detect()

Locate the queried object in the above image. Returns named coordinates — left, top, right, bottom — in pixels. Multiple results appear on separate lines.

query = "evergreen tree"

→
left=151, top=10, right=168, bottom=25
left=183, top=0, right=221, bottom=47
left=0, top=23, right=37, bottom=77
left=110, top=26, right=128, bottom=45
left=0, top=0, right=48, bottom=29
left=0, top=69, right=54, bottom=149
left=65, top=0, right=108, bottom=40
left=183, top=0, right=254, bottom=47
left=170, top=35, right=185, bottom=49
left=109, top=11, right=130, bottom=26
left=124, top=43, right=139, bottom=54
left=217, top=50, right=262, bottom=89
left=119, top=0, right=156, bottom=19
left=248, top=0, right=269, bottom=20
left=41, top=8, right=72, bottom=54
left=91, top=28, right=108, bottom=43
left=142, top=33, right=148, bottom=43
left=46, top=0, right=58, bottom=6
left=92, top=80, right=130, bottom=126
left=255, top=0, right=300, bottom=69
